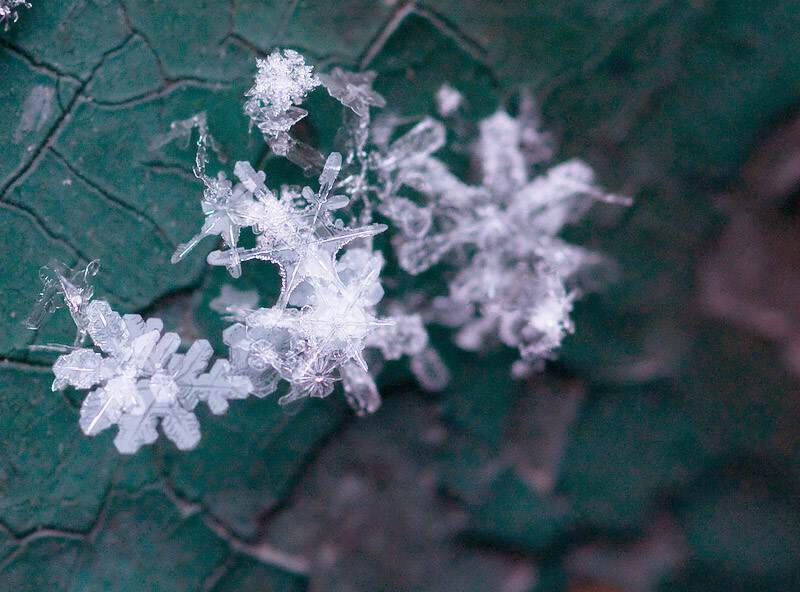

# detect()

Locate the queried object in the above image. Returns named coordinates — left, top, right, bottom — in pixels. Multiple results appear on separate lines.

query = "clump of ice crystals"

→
left=0, top=0, right=30, bottom=29
left=162, top=49, right=627, bottom=411
left=27, top=262, right=253, bottom=453
left=21, top=49, right=625, bottom=456
left=162, top=112, right=434, bottom=414
left=243, top=48, right=320, bottom=158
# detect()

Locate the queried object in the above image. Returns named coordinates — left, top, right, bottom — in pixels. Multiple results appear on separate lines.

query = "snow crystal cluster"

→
left=0, top=0, right=30, bottom=29
left=157, top=62, right=440, bottom=415
left=30, top=49, right=625, bottom=453
left=164, top=48, right=627, bottom=407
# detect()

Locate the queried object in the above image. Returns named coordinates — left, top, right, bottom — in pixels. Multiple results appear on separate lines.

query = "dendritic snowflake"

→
left=0, top=0, right=30, bottom=29
left=29, top=262, right=252, bottom=453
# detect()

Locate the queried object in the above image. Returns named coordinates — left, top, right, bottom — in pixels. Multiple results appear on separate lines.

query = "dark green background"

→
left=1, top=1, right=799, bottom=590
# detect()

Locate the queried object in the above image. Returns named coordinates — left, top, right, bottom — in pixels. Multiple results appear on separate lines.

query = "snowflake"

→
left=30, top=263, right=252, bottom=453
left=376, top=99, right=629, bottom=374
left=170, top=135, right=421, bottom=413
left=0, top=0, right=30, bottom=29
left=243, top=49, right=320, bottom=156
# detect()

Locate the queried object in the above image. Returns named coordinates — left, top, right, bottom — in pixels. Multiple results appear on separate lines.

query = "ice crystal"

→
left=26, top=259, right=100, bottom=347
left=166, top=122, right=424, bottom=412
left=243, top=49, right=320, bottom=160
left=30, top=263, right=252, bottom=453
left=319, top=68, right=386, bottom=120
left=0, top=0, right=30, bottom=29
left=435, top=83, right=462, bottom=117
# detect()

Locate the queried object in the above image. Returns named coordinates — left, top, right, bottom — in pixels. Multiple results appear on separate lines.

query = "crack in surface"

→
left=158, top=473, right=311, bottom=576
left=224, top=31, right=269, bottom=58
left=48, top=147, right=175, bottom=250
left=413, top=3, right=491, bottom=61
left=139, top=160, right=199, bottom=182
left=115, top=0, right=169, bottom=86
left=0, top=39, right=81, bottom=83
left=0, top=480, right=113, bottom=572
left=87, top=77, right=232, bottom=109
left=0, top=33, right=135, bottom=200
left=0, top=201, right=85, bottom=262
left=0, top=358, right=53, bottom=372
left=359, top=0, right=416, bottom=70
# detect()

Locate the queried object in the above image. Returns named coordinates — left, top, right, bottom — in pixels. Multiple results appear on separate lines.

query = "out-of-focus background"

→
left=1, top=1, right=799, bottom=590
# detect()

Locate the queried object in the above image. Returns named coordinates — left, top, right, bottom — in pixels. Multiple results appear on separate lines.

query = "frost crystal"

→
left=169, top=136, right=421, bottom=413
left=435, top=83, right=462, bottom=117
left=0, top=0, right=30, bottom=29
left=376, top=98, right=629, bottom=373
left=30, top=264, right=253, bottom=454
left=26, top=259, right=99, bottom=348
left=243, top=49, right=320, bottom=160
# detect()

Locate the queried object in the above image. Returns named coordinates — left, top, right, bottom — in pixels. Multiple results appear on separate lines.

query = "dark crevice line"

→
left=0, top=203, right=138, bottom=310
left=154, top=451, right=310, bottom=575
left=93, top=30, right=138, bottom=67
left=225, top=31, right=334, bottom=65
left=0, top=200, right=85, bottom=261
left=413, top=3, right=489, bottom=59
left=0, top=38, right=81, bottom=82
left=48, top=147, right=175, bottom=250
left=225, top=32, right=268, bottom=58
left=0, top=33, right=134, bottom=199
left=88, top=78, right=233, bottom=110
left=115, top=0, right=175, bottom=90
left=200, top=507, right=311, bottom=575
left=412, top=3, right=503, bottom=92
left=0, top=357, right=53, bottom=372
left=358, top=0, right=416, bottom=70
left=136, top=266, right=208, bottom=319
left=139, top=160, right=198, bottom=182
left=228, top=0, right=237, bottom=35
